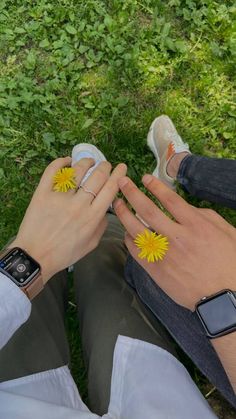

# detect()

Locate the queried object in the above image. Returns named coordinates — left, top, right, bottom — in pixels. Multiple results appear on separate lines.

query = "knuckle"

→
left=143, top=203, right=157, bottom=220
left=199, top=208, right=220, bottom=221
left=115, top=202, right=125, bottom=216
left=104, top=161, right=112, bottom=170
left=98, top=161, right=112, bottom=171
left=202, top=208, right=215, bottom=216
left=115, top=203, right=126, bottom=217
left=74, top=166, right=83, bottom=178
left=208, top=209, right=220, bottom=219
left=146, top=177, right=158, bottom=189
left=51, top=157, right=66, bottom=167
left=44, top=157, right=67, bottom=174
left=76, top=158, right=94, bottom=168
left=148, top=178, right=168, bottom=198
left=95, top=167, right=109, bottom=183
left=124, top=183, right=137, bottom=195
left=162, top=193, right=176, bottom=209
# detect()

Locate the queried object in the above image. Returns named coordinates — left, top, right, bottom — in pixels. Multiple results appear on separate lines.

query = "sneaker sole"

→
left=147, top=118, right=161, bottom=179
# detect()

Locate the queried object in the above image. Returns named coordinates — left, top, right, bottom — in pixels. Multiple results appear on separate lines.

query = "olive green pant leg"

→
left=74, top=214, right=177, bottom=415
left=0, top=270, right=70, bottom=382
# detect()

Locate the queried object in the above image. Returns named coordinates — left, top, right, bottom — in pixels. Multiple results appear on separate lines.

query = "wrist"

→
left=7, top=239, right=52, bottom=285
left=190, top=285, right=236, bottom=312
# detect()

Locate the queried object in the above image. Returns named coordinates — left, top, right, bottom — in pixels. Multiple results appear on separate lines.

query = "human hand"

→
left=9, top=157, right=127, bottom=284
left=114, top=174, right=236, bottom=311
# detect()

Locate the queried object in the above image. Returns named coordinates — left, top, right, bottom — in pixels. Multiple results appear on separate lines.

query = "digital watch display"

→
left=0, top=247, right=43, bottom=299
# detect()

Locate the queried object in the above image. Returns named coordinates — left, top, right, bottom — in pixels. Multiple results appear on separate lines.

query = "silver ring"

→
left=79, top=185, right=97, bottom=198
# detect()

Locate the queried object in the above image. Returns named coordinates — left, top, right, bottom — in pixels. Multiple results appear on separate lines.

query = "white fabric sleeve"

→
left=0, top=272, right=31, bottom=349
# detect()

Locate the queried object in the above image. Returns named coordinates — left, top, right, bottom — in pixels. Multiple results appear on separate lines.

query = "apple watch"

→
left=0, top=247, right=44, bottom=300
left=196, top=290, right=236, bottom=339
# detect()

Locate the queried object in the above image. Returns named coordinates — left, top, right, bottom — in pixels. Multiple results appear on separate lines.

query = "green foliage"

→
left=0, top=0, right=235, bottom=411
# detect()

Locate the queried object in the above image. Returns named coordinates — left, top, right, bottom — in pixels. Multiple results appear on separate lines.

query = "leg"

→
left=73, top=214, right=178, bottom=416
left=177, top=154, right=236, bottom=209
left=0, top=270, right=70, bottom=382
left=147, top=115, right=236, bottom=208
left=125, top=255, right=236, bottom=409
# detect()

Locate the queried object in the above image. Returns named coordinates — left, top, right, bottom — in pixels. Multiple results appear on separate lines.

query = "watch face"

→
left=197, top=291, right=236, bottom=337
left=0, top=248, right=40, bottom=287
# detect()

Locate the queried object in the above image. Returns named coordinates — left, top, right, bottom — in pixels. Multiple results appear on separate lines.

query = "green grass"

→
left=0, top=0, right=236, bottom=416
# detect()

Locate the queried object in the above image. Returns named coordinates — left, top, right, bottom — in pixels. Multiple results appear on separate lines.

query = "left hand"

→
left=114, top=174, right=236, bottom=311
left=9, top=157, right=127, bottom=284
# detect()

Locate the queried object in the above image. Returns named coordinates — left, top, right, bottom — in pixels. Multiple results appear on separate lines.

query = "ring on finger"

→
left=79, top=184, right=97, bottom=199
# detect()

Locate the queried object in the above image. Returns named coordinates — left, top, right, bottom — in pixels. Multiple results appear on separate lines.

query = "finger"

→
left=114, top=199, right=150, bottom=238
left=75, top=161, right=112, bottom=204
left=124, top=232, right=172, bottom=297
left=142, top=175, right=196, bottom=224
left=72, top=158, right=95, bottom=189
left=92, top=163, right=127, bottom=213
left=39, top=157, right=72, bottom=192
left=118, top=177, right=177, bottom=235
left=125, top=232, right=153, bottom=272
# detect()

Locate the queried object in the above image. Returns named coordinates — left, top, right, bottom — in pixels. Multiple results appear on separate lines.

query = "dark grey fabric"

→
left=125, top=261, right=236, bottom=410
left=73, top=214, right=177, bottom=416
left=124, top=154, right=236, bottom=409
left=178, top=155, right=236, bottom=209
left=0, top=270, right=70, bottom=382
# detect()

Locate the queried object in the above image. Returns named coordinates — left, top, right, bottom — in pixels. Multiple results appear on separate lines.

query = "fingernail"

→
left=142, top=174, right=153, bottom=185
left=118, top=163, right=127, bottom=171
left=119, top=177, right=129, bottom=188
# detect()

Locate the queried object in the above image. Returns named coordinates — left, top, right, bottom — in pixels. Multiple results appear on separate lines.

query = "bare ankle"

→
left=167, top=152, right=190, bottom=178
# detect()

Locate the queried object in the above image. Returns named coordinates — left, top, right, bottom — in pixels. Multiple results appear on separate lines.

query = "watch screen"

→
left=198, top=292, right=236, bottom=336
left=0, top=248, right=40, bottom=287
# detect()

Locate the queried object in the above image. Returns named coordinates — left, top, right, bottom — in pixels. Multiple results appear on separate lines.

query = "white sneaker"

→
left=71, top=143, right=107, bottom=185
left=147, top=115, right=190, bottom=190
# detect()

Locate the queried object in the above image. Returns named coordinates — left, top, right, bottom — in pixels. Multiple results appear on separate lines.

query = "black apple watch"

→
left=196, top=290, right=236, bottom=339
left=0, top=247, right=43, bottom=299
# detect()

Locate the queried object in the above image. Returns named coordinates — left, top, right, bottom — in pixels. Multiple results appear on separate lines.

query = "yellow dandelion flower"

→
left=53, top=167, right=77, bottom=192
left=134, top=229, right=169, bottom=263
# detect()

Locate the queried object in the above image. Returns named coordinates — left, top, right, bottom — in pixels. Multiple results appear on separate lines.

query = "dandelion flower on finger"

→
left=134, top=229, right=169, bottom=263
left=53, top=167, right=77, bottom=192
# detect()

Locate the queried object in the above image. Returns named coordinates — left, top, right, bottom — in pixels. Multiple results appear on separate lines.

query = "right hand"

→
left=10, top=157, right=127, bottom=284
left=114, top=175, right=236, bottom=311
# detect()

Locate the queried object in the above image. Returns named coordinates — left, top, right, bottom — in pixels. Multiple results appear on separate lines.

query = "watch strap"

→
left=0, top=247, right=11, bottom=259
left=23, top=273, right=44, bottom=300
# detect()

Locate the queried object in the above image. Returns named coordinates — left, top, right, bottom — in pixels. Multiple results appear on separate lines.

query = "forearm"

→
left=212, top=333, right=236, bottom=393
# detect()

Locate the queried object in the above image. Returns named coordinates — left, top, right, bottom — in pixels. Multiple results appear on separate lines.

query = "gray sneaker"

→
left=147, top=115, right=190, bottom=190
